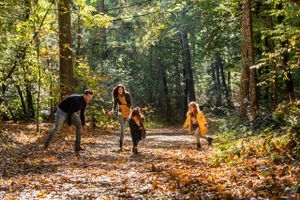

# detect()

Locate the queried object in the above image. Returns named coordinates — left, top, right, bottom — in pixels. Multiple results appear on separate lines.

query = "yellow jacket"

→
left=183, top=112, right=208, bottom=136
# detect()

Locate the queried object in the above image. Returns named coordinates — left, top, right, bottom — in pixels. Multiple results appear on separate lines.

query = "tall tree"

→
left=239, top=0, right=257, bottom=123
left=99, top=0, right=107, bottom=62
left=181, top=31, right=196, bottom=103
left=57, top=0, right=74, bottom=96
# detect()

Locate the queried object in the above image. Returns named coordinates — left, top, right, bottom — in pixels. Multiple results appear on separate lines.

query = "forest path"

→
left=0, top=124, right=298, bottom=199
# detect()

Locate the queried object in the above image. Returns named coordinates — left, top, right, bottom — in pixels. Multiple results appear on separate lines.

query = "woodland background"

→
left=0, top=0, right=299, bottom=199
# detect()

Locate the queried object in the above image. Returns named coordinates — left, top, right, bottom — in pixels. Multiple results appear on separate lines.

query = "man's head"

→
left=83, top=89, right=93, bottom=103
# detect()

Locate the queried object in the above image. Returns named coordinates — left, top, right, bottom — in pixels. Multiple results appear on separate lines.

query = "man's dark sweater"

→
left=58, top=95, right=86, bottom=126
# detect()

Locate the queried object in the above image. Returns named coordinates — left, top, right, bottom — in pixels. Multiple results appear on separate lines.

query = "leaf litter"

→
left=0, top=123, right=299, bottom=199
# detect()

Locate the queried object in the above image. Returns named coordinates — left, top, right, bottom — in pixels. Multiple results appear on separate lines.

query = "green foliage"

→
left=0, top=0, right=299, bottom=128
left=272, top=100, right=300, bottom=128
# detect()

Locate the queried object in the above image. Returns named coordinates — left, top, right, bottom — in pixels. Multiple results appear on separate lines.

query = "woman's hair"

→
left=129, top=107, right=144, bottom=121
left=187, top=101, right=200, bottom=116
left=112, top=84, right=126, bottom=99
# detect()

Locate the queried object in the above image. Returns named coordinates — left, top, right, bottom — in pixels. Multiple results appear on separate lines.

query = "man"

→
left=44, top=90, right=94, bottom=152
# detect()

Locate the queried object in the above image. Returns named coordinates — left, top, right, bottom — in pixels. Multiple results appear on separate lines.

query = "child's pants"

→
left=194, top=127, right=210, bottom=143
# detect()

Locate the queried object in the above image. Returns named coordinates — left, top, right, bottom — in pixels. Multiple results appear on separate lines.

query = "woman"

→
left=128, top=107, right=146, bottom=155
left=183, top=101, right=213, bottom=150
left=109, top=84, right=132, bottom=150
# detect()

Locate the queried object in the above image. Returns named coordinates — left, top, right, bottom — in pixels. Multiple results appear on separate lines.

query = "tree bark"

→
left=181, top=31, right=196, bottom=102
left=215, top=56, right=222, bottom=107
left=25, top=83, right=35, bottom=119
left=240, top=0, right=257, bottom=123
left=58, top=0, right=74, bottom=97
left=227, top=71, right=231, bottom=98
left=216, top=54, right=233, bottom=107
left=99, top=0, right=107, bottom=62
left=75, top=10, right=81, bottom=60
left=158, top=45, right=171, bottom=118
left=16, top=85, right=27, bottom=115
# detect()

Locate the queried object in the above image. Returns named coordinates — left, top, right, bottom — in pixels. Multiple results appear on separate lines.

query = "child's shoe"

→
left=207, top=137, right=214, bottom=146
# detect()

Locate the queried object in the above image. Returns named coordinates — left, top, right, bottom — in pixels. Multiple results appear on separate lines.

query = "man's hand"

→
left=68, top=127, right=72, bottom=134
left=82, top=126, right=87, bottom=134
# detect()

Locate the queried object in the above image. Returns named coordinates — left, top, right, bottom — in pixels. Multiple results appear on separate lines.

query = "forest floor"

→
left=0, top=122, right=299, bottom=200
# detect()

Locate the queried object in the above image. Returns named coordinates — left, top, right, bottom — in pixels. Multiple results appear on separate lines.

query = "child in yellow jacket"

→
left=183, top=101, right=213, bottom=150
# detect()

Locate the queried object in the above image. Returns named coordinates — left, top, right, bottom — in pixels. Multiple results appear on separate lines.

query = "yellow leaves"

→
left=179, top=177, right=191, bottom=186
left=36, top=191, right=47, bottom=199
left=217, top=184, right=227, bottom=192
left=152, top=180, right=159, bottom=189
left=5, top=196, right=17, bottom=200
left=170, top=169, right=187, bottom=177
left=208, top=184, right=227, bottom=192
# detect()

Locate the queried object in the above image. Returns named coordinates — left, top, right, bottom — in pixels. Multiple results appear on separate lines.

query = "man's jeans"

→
left=45, top=107, right=82, bottom=147
left=118, top=116, right=128, bottom=144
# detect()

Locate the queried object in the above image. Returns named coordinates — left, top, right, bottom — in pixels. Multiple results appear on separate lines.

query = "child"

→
left=183, top=101, right=213, bottom=150
left=128, top=108, right=146, bottom=155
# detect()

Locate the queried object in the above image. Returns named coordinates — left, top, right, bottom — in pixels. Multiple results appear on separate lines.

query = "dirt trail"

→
left=0, top=125, right=299, bottom=199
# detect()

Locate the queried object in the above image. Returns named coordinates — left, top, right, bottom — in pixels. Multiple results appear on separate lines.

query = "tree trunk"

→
left=16, top=85, right=27, bottom=115
left=240, top=0, right=257, bottom=123
left=75, top=10, right=81, bottom=60
left=58, top=0, right=74, bottom=97
left=217, top=54, right=233, bottom=107
left=215, top=56, right=222, bottom=107
left=99, top=0, right=107, bottom=62
left=174, top=47, right=185, bottom=121
left=34, top=0, right=41, bottom=131
left=227, top=71, right=232, bottom=100
left=181, top=31, right=196, bottom=102
left=25, top=84, right=35, bottom=119
left=158, top=45, right=171, bottom=118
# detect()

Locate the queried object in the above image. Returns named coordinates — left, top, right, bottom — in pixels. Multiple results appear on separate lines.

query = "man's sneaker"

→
left=196, top=142, right=201, bottom=150
left=119, top=141, right=123, bottom=151
left=75, top=145, right=84, bottom=152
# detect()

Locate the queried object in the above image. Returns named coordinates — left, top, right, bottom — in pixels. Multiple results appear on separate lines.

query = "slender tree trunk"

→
left=227, top=71, right=231, bottom=98
left=75, top=10, right=81, bottom=60
left=99, top=0, right=107, bottom=62
left=158, top=45, right=171, bottom=118
left=16, top=85, right=27, bottom=115
left=215, top=56, right=222, bottom=107
left=58, top=0, right=74, bottom=97
left=181, top=31, right=196, bottom=102
left=25, top=84, right=35, bottom=119
left=34, top=0, right=41, bottom=131
left=240, top=66, right=249, bottom=118
left=240, top=0, right=257, bottom=123
left=175, top=59, right=184, bottom=121
left=217, top=54, right=233, bottom=107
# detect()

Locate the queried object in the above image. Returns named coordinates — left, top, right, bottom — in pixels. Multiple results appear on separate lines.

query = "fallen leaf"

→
left=152, top=180, right=159, bottom=189
left=36, top=191, right=47, bottom=199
